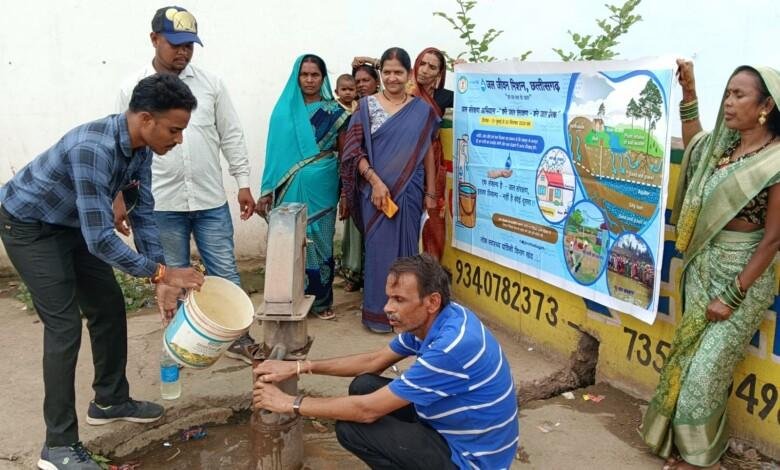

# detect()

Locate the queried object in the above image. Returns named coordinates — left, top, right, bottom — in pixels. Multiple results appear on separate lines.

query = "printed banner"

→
left=452, top=58, right=675, bottom=323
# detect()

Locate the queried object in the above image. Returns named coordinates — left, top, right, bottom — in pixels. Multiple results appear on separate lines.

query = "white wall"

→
left=1, top=0, right=778, bottom=264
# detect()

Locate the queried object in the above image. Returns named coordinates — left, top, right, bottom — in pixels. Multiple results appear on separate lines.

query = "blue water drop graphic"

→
left=505, top=154, right=512, bottom=169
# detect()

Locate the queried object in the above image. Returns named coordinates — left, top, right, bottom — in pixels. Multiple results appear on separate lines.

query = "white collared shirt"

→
left=118, top=63, right=251, bottom=211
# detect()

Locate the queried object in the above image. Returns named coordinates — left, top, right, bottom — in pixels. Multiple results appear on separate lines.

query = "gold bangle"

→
left=735, top=274, right=746, bottom=297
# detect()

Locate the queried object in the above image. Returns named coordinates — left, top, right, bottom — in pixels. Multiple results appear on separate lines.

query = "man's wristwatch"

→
left=292, top=394, right=305, bottom=416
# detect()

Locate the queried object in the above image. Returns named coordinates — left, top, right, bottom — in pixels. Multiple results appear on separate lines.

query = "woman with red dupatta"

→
left=411, top=47, right=454, bottom=260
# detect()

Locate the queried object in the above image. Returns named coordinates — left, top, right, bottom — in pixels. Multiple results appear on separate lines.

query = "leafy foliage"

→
left=15, top=269, right=154, bottom=313
left=569, top=209, right=585, bottom=228
left=15, top=282, right=33, bottom=311
left=115, top=270, right=155, bottom=311
left=433, top=0, right=531, bottom=69
left=434, top=0, right=641, bottom=70
left=553, top=0, right=642, bottom=61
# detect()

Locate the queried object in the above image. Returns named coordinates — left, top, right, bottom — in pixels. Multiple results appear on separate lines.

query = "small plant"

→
left=433, top=0, right=532, bottom=69
left=553, top=0, right=642, bottom=61
left=115, top=270, right=155, bottom=311
left=14, top=270, right=154, bottom=314
left=15, top=282, right=33, bottom=311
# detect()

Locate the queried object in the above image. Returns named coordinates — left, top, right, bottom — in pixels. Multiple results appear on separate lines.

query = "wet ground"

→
left=122, top=416, right=365, bottom=470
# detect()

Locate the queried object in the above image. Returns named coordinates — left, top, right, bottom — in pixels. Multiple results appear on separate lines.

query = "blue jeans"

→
left=154, top=203, right=241, bottom=286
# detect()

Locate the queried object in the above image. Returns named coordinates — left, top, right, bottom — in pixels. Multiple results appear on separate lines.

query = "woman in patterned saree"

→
left=257, top=54, right=349, bottom=320
left=342, top=47, right=440, bottom=333
left=641, top=60, right=780, bottom=469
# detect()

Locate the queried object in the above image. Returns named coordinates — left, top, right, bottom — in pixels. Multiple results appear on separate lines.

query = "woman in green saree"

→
left=641, top=60, right=780, bottom=469
left=256, top=54, right=349, bottom=320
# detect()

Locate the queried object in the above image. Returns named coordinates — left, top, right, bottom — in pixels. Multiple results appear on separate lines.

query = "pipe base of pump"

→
left=251, top=351, right=307, bottom=469
left=250, top=410, right=304, bottom=470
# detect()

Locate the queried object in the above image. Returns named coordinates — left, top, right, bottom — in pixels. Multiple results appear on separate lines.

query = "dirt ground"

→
left=0, top=263, right=775, bottom=469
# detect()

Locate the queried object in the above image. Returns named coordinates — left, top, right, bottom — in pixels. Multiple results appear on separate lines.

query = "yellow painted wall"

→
left=439, top=123, right=780, bottom=458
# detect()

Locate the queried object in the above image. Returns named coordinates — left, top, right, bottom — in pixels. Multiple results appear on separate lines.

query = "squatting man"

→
left=253, top=254, right=520, bottom=469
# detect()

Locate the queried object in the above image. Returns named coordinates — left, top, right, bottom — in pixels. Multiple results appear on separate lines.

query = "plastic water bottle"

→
left=160, top=347, right=181, bottom=400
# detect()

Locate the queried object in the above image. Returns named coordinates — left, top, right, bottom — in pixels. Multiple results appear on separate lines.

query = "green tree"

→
left=433, top=0, right=531, bottom=69
left=626, top=98, right=640, bottom=129
left=569, top=209, right=585, bottom=229
left=637, top=79, right=662, bottom=152
left=553, top=0, right=642, bottom=61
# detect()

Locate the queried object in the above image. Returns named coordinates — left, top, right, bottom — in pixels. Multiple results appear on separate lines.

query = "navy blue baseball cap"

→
left=151, top=6, right=203, bottom=46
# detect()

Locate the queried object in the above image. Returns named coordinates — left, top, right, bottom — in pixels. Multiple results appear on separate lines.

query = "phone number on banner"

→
left=454, top=260, right=559, bottom=327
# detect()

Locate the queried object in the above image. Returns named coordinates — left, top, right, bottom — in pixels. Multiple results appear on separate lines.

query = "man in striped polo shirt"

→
left=253, top=254, right=519, bottom=469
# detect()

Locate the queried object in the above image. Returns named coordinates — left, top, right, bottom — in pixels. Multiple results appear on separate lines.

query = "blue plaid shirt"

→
left=0, top=114, right=165, bottom=277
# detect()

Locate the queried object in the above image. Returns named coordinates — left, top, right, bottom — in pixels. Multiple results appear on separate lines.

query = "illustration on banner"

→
left=568, top=73, right=665, bottom=234
left=536, top=147, right=576, bottom=223
left=452, top=59, right=673, bottom=323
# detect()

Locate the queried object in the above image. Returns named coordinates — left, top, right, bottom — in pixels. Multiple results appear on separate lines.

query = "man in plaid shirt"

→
left=0, top=74, right=204, bottom=470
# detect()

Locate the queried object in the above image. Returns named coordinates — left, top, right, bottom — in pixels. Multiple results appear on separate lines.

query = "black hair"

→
left=379, top=47, right=412, bottom=72
left=300, top=54, right=327, bottom=77
left=351, top=64, right=379, bottom=81
left=388, top=254, right=451, bottom=311
left=336, top=74, right=356, bottom=86
left=733, top=66, right=780, bottom=136
left=129, top=73, right=197, bottom=113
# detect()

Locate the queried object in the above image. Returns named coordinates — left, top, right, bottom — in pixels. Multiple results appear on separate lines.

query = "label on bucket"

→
left=164, top=303, right=233, bottom=368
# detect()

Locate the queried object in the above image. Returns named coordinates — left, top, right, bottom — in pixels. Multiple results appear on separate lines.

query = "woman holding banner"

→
left=341, top=47, right=440, bottom=333
left=641, top=60, right=780, bottom=469
left=412, top=47, right=454, bottom=260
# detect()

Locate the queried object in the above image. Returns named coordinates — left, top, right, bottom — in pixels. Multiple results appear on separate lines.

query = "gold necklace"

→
left=382, top=90, right=408, bottom=106
left=717, top=136, right=776, bottom=168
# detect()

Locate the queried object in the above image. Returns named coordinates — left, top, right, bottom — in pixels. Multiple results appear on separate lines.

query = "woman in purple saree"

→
left=342, top=47, right=440, bottom=332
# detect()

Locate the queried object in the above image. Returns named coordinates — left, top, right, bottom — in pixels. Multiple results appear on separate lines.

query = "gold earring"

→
left=759, top=110, right=768, bottom=126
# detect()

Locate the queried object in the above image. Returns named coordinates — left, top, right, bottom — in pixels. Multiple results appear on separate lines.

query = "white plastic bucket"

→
left=163, top=276, right=254, bottom=368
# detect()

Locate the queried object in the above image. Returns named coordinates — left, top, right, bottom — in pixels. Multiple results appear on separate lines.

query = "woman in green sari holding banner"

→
left=256, top=54, right=349, bottom=320
left=641, top=60, right=780, bottom=469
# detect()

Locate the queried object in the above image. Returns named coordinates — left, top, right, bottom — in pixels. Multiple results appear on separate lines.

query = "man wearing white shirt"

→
left=116, top=6, right=257, bottom=362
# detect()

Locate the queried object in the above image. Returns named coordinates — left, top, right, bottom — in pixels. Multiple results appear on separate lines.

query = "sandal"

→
left=314, top=309, right=336, bottom=320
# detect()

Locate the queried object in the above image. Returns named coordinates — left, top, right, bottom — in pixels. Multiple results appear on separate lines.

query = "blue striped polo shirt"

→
left=389, top=302, right=519, bottom=469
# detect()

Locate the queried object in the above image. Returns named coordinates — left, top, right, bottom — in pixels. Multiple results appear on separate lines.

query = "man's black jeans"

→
left=0, top=207, right=129, bottom=446
left=335, top=374, right=457, bottom=470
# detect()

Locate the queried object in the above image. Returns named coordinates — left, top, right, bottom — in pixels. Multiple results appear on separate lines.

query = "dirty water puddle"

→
left=122, top=419, right=365, bottom=470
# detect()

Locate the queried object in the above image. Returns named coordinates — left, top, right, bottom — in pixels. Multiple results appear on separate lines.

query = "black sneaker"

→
left=224, top=332, right=258, bottom=365
left=38, top=442, right=101, bottom=470
left=85, top=399, right=164, bottom=425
